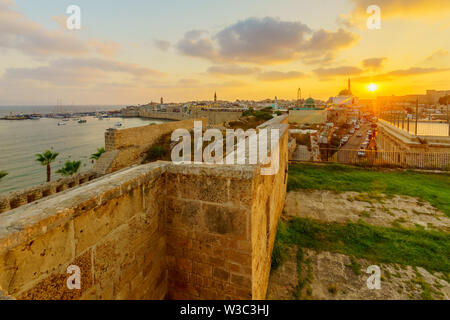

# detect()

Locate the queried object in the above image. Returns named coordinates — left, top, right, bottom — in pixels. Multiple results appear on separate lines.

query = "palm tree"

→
left=0, top=171, right=7, bottom=182
left=57, top=161, right=81, bottom=177
left=35, top=150, right=59, bottom=182
left=90, top=147, right=106, bottom=161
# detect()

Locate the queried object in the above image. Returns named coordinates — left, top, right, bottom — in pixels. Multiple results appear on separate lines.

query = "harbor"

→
left=0, top=115, right=169, bottom=194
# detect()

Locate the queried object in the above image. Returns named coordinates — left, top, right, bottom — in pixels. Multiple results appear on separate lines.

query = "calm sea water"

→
left=0, top=114, right=168, bottom=195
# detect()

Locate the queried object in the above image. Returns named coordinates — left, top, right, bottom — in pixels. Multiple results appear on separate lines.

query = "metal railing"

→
left=379, top=113, right=450, bottom=137
left=291, top=147, right=450, bottom=170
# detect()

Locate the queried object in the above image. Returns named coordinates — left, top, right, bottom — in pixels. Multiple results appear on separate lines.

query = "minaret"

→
left=348, top=78, right=351, bottom=95
left=160, top=97, right=164, bottom=105
left=214, top=92, right=217, bottom=103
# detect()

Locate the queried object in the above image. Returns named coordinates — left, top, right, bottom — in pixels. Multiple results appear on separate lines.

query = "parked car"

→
left=358, top=150, right=366, bottom=157
left=356, top=132, right=362, bottom=138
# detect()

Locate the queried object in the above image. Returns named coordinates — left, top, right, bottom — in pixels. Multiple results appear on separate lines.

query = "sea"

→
left=0, top=106, right=168, bottom=195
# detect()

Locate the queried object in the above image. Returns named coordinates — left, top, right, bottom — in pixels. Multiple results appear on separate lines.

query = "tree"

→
left=0, top=171, right=7, bottom=182
left=90, top=147, right=106, bottom=161
left=36, top=150, right=59, bottom=182
left=57, top=161, right=81, bottom=177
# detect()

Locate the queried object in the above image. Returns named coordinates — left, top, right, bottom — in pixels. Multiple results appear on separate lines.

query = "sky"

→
left=0, top=0, right=449, bottom=105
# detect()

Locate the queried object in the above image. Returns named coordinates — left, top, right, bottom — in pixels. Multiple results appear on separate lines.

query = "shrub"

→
left=146, top=145, right=168, bottom=161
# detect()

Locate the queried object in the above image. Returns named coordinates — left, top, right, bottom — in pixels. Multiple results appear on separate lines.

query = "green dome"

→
left=304, top=97, right=315, bottom=107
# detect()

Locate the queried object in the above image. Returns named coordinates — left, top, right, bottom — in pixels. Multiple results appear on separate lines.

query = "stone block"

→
left=0, top=221, right=75, bottom=295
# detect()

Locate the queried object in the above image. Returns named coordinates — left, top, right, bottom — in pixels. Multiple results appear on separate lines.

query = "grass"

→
left=0, top=171, right=7, bottom=182
left=145, top=145, right=169, bottom=162
left=288, top=163, right=450, bottom=217
left=346, top=256, right=362, bottom=275
left=273, top=218, right=450, bottom=273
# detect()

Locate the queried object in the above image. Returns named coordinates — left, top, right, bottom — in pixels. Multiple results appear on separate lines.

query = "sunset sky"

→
left=0, top=0, right=449, bottom=105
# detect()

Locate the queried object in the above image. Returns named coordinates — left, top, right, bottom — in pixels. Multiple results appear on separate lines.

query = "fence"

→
left=379, top=113, right=450, bottom=137
left=291, top=147, right=450, bottom=170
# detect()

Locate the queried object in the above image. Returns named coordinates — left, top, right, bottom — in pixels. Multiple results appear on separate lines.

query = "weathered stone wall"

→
left=251, top=127, right=289, bottom=299
left=191, top=110, right=243, bottom=125
left=96, top=118, right=208, bottom=174
left=0, top=170, right=99, bottom=214
left=164, top=116, right=290, bottom=300
left=165, top=164, right=256, bottom=300
left=0, top=117, right=289, bottom=300
left=0, top=163, right=168, bottom=300
left=136, top=109, right=242, bottom=125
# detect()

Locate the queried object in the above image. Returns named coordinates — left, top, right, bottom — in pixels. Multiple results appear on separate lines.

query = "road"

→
left=337, top=123, right=371, bottom=162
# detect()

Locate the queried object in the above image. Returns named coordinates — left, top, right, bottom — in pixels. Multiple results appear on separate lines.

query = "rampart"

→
left=0, top=116, right=289, bottom=300
left=95, top=118, right=207, bottom=174
left=124, top=109, right=242, bottom=125
left=0, top=170, right=98, bottom=214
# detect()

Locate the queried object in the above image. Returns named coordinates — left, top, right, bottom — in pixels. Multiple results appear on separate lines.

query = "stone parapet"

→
left=0, top=170, right=98, bottom=214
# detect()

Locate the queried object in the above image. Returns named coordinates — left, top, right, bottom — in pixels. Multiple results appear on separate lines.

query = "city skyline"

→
left=0, top=0, right=449, bottom=105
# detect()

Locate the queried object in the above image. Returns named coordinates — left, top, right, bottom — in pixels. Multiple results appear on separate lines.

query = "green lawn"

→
left=288, top=163, right=450, bottom=217
left=273, top=218, right=450, bottom=274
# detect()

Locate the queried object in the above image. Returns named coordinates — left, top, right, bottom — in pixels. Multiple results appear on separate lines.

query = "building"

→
left=331, top=79, right=358, bottom=106
left=376, top=119, right=450, bottom=167
left=377, top=89, right=450, bottom=107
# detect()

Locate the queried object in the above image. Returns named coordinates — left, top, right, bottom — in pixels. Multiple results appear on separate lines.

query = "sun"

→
left=368, top=83, right=378, bottom=92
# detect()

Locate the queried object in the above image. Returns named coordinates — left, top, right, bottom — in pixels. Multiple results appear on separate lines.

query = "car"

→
left=358, top=150, right=366, bottom=157
left=356, top=133, right=362, bottom=138
left=350, top=129, right=355, bottom=134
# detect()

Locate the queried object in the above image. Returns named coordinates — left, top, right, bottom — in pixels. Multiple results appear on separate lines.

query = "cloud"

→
left=2, top=58, right=165, bottom=86
left=313, top=66, right=363, bottom=79
left=257, top=71, right=306, bottom=81
left=0, top=0, right=91, bottom=56
left=207, top=65, right=260, bottom=76
left=177, top=78, right=201, bottom=87
left=362, top=57, right=387, bottom=70
left=51, top=14, right=67, bottom=29
left=153, top=39, right=171, bottom=51
left=176, top=17, right=359, bottom=65
left=387, top=67, right=449, bottom=76
left=88, top=40, right=120, bottom=57
left=176, top=30, right=217, bottom=60
left=424, top=49, right=449, bottom=65
left=355, top=66, right=450, bottom=82
left=304, top=28, right=358, bottom=52
left=350, top=0, right=450, bottom=17
left=0, top=0, right=118, bottom=58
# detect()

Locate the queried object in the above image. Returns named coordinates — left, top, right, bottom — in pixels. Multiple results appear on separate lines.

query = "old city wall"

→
left=164, top=164, right=256, bottom=300
left=191, top=110, right=243, bottom=125
left=0, top=163, right=168, bottom=300
left=96, top=118, right=208, bottom=174
left=132, top=109, right=242, bottom=125
left=0, top=170, right=99, bottom=214
left=0, top=117, right=289, bottom=300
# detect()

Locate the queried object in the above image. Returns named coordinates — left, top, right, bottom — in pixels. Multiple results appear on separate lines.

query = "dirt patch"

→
left=269, top=189, right=450, bottom=300
left=266, top=246, right=299, bottom=300
left=268, top=248, right=450, bottom=300
left=285, top=190, right=449, bottom=232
